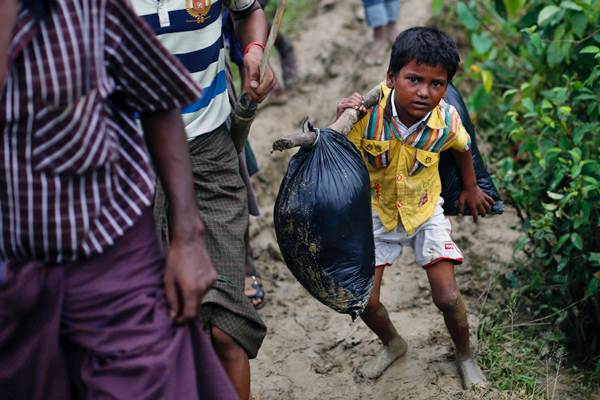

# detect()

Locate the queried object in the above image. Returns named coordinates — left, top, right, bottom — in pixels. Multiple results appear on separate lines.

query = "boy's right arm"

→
left=336, top=92, right=367, bottom=119
left=337, top=93, right=368, bottom=150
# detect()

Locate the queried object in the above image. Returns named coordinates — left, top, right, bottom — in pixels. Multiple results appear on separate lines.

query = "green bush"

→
left=441, top=0, right=600, bottom=377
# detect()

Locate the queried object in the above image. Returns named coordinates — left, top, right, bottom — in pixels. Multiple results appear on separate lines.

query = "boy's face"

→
left=386, top=60, right=449, bottom=127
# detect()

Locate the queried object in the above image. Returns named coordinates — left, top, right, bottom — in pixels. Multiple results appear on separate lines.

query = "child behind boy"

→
left=337, top=27, right=494, bottom=388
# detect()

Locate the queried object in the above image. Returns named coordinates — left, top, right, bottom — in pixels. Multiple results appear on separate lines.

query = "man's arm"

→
left=141, top=110, right=216, bottom=324
left=451, top=149, right=494, bottom=222
left=231, top=2, right=276, bottom=102
left=0, top=0, right=18, bottom=89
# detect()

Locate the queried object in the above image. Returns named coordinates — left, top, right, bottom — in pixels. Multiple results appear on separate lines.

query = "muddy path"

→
left=246, top=1, right=521, bottom=398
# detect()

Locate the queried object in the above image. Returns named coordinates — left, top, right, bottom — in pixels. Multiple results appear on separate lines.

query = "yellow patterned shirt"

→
left=347, top=83, right=471, bottom=235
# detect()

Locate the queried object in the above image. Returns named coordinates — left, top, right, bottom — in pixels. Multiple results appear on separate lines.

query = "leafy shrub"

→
left=439, top=0, right=600, bottom=377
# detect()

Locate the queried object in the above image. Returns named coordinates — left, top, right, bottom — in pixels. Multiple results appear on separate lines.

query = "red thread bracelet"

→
left=243, top=41, right=265, bottom=55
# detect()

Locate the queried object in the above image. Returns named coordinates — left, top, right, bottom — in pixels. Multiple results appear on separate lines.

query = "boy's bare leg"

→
left=211, top=326, right=251, bottom=400
left=359, top=267, right=408, bottom=379
left=366, top=26, right=387, bottom=65
left=426, top=261, right=488, bottom=389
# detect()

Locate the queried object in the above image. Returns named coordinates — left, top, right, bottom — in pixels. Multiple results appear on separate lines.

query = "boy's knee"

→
left=363, top=298, right=382, bottom=316
left=211, top=326, right=246, bottom=360
left=432, top=290, right=460, bottom=314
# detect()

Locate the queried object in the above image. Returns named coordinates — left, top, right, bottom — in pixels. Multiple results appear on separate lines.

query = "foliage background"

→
left=434, top=0, right=600, bottom=392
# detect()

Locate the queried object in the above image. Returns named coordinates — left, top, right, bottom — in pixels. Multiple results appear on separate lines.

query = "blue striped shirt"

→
left=131, top=0, right=255, bottom=138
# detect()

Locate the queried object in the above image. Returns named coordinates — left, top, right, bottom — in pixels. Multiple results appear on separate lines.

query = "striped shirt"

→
left=0, top=0, right=200, bottom=263
left=131, top=0, right=255, bottom=139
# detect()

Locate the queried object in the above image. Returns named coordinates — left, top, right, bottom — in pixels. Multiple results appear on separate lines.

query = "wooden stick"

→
left=260, top=0, right=286, bottom=81
left=231, top=0, right=286, bottom=154
left=272, top=85, right=382, bottom=152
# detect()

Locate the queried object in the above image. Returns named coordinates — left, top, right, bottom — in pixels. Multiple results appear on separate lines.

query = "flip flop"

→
left=245, top=275, right=266, bottom=310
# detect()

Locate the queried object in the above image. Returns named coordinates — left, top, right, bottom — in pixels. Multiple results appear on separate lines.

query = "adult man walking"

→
left=0, top=0, right=236, bottom=398
left=130, top=1, right=275, bottom=399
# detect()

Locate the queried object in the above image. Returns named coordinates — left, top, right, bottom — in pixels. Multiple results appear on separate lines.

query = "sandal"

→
left=244, top=275, right=266, bottom=310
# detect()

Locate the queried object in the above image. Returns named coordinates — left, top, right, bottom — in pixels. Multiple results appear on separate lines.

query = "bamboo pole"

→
left=231, top=0, right=287, bottom=154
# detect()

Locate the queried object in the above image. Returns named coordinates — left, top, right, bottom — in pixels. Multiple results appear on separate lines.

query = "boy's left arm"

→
left=451, top=149, right=494, bottom=222
left=443, top=110, right=494, bottom=222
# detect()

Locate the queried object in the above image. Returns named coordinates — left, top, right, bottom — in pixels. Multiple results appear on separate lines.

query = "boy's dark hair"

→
left=388, top=27, right=460, bottom=81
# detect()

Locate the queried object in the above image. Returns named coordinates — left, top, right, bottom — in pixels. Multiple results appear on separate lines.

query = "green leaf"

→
left=547, top=40, right=565, bottom=66
left=481, top=70, right=494, bottom=93
left=504, top=0, right=523, bottom=19
left=585, top=278, right=600, bottom=298
left=456, top=2, right=480, bottom=30
left=468, top=86, right=491, bottom=112
left=570, top=233, right=583, bottom=250
left=522, top=97, right=535, bottom=113
left=580, top=45, right=600, bottom=54
left=432, top=0, right=444, bottom=16
left=557, top=233, right=570, bottom=248
left=538, top=5, right=561, bottom=26
left=560, top=1, right=582, bottom=11
left=547, top=191, right=564, bottom=200
left=571, top=13, right=588, bottom=37
left=573, top=126, right=586, bottom=143
left=472, top=32, right=493, bottom=54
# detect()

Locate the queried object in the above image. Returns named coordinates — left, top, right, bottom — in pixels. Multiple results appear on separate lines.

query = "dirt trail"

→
left=246, top=1, right=521, bottom=399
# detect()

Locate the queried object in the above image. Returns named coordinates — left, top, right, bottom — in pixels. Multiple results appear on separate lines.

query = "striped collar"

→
left=364, top=84, right=453, bottom=152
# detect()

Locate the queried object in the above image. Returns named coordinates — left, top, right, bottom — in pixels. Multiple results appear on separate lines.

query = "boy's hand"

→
left=243, top=46, right=276, bottom=102
left=458, top=185, right=494, bottom=223
left=337, top=93, right=367, bottom=119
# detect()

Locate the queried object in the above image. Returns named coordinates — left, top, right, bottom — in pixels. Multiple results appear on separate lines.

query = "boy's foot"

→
left=365, top=39, right=387, bottom=66
left=456, top=357, right=489, bottom=389
left=359, top=336, right=407, bottom=379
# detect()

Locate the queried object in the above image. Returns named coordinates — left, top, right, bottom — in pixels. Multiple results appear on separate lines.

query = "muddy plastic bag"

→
left=440, top=83, right=504, bottom=216
left=274, top=128, right=375, bottom=319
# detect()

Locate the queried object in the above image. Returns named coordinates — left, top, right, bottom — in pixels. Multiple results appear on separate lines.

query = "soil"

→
left=245, top=1, right=524, bottom=398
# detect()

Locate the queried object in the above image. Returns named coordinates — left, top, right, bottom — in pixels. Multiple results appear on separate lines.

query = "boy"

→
left=337, top=27, right=493, bottom=388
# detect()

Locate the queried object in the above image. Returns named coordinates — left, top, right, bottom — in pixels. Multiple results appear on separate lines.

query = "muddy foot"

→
left=359, top=336, right=407, bottom=379
left=456, top=357, right=489, bottom=390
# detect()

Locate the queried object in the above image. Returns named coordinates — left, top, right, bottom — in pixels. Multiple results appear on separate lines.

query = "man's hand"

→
left=336, top=92, right=367, bottom=119
left=164, top=228, right=217, bottom=324
left=458, top=185, right=494, bottom=223
left=141, top=110, right=215, bottom=324
left=242, top=45, right=276, bottom=102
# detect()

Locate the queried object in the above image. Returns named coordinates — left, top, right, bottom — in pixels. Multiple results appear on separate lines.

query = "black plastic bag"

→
left=274, top=128, right=375, bottom=319
left=440, top=83, right=504, bottom=216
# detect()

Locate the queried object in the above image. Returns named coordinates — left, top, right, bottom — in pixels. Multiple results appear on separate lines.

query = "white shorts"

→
left=373, top=200, right=463, bottom=268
